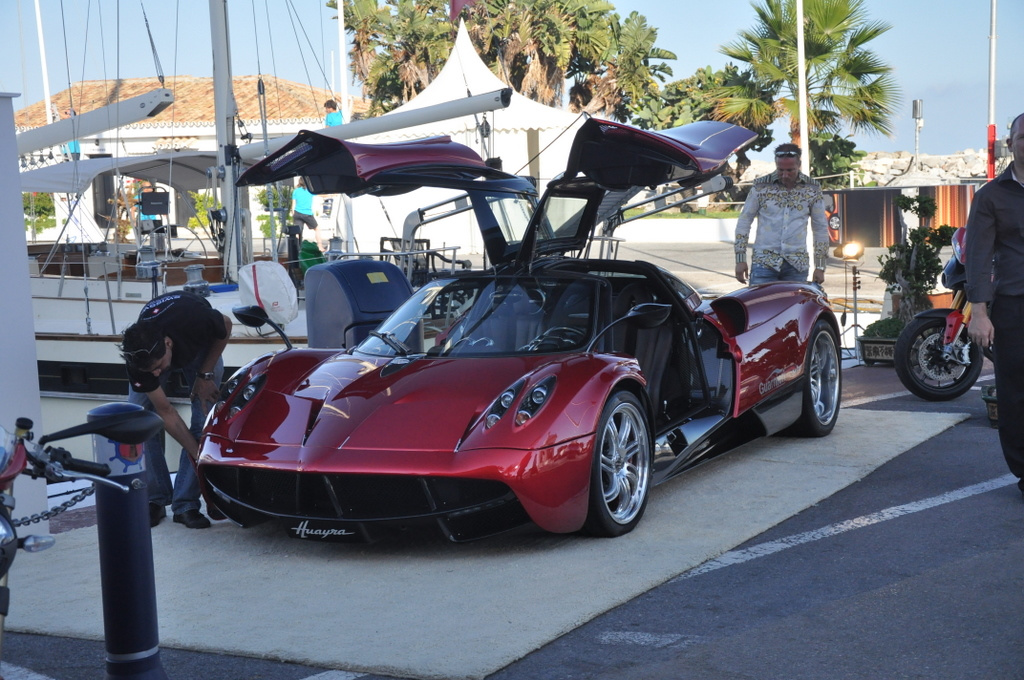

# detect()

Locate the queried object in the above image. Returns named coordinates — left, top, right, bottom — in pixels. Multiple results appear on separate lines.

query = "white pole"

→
left=33, top=0, right=55, bottom=124
left=988, top=0, right=997, bottom=127
left=210, top=0, right=245, bottom=282
left=337, top=1, right=351, bottom=121
left=0, top=92, right=47, bottom=521
left=986, top=0, right=997, bottom=179
left=796, top=0, right=810, bottom=176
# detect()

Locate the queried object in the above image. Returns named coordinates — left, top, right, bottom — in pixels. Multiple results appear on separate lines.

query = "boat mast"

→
left=337, top=1, right=350, bottom=121
left=33, top=0, right=55, bottom=124
left=209, top=0, right=247, bottom=283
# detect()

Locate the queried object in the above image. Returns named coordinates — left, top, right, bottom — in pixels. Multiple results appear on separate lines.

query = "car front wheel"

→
left=583, top=391, right=652, bottom=537
left=787, top=319, right=841, bottom=437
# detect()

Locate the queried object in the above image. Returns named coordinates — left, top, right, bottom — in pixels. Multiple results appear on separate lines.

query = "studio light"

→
left=833, top=241, right=864, bottom=262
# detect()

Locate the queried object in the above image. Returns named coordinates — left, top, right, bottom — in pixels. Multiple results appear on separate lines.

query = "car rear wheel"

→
left=583, top=391, right=652, bottom=537
left=788, top=319, right=841, bottom=437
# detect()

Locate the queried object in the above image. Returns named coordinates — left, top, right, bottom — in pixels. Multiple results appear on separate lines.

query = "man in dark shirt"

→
left=966, top=111, right=1024, bottom=496
left=119, top=292, right=232, bottom=528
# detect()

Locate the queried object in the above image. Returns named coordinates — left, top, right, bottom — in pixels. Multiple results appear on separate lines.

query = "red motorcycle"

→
left=894, top=227, right=993, bottom=400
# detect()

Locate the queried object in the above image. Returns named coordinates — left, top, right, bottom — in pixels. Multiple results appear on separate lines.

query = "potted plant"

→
left=877, top=194, right=955, bottom=326
left=858, top=316, right=904, bottom=364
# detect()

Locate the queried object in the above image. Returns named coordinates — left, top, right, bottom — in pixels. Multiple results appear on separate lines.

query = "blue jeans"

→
left=749, top=261, right=808, bottom=285
left=128, top=354, right=223, bottom=515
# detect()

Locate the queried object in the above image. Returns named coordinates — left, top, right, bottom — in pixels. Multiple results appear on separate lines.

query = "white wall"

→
left=0, top=93, right=47, bottom=520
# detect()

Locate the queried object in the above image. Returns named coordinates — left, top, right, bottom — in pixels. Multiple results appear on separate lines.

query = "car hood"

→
left=213, top=352, right=547, bottom=467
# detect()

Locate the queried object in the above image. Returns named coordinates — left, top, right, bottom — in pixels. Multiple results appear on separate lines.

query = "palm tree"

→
left=716, top=0, right=900, bottom=141
left=469, top=0, right=584, bottom=107
left=344, top=0, right=393, bottom=87
left=335, top=0, right=451, bottom=114
left=569, top=11, right=675, bottom=119
left=333, top=0, right=673, bottom=120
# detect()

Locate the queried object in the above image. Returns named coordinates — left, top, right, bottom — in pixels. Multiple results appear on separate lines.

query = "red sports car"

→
left=197, top=119, right=842, bottom=542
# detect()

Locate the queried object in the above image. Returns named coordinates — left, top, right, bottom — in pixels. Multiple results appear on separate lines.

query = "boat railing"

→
left=336, top=244, right=468, bottom=287
left=50, top=254, right=167, bottom=335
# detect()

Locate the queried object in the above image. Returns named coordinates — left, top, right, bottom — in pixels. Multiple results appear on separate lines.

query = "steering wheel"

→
left=523, top=287, right=546, bottom=314
left=520, top=326, right=587, bottom=353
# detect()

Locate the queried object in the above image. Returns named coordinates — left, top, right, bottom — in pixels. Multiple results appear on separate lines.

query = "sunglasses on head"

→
left=775, top=150, right=799, bottom=158
left=121, top=338, right=164, bottom=369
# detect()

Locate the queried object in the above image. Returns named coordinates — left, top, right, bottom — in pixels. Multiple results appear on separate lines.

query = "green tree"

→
left=331, top=0, right=673, bottom=120
left=328, top=0, right=450, bottom=115
left=716, top=0, right=900, bottom=143
left=23, top=192, right=56, bottom=234
left=188, top=191, right=225, bottom=253
left=878, top=196, right=951, bottom=324
left=808, top=131, right=865, bottom=188
left=566, top=10, right=675, bottom=119
left=255, top=185, right=294, bottom=239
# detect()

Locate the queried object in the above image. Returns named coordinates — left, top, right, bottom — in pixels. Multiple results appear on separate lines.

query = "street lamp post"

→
left=913, top=100, right=924, bottom=172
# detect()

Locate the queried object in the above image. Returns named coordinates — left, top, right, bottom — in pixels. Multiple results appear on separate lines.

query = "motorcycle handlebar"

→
left=36, top=446, right=113, bottom=480
left=59, top=456, right=113, bottom=478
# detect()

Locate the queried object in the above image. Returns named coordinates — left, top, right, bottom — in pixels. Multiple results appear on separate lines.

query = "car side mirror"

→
left=232, top=305, right=293, bottom=350
left=38, top=409, right=164, bottom=446
left=625, top=302, right=672, bottom=328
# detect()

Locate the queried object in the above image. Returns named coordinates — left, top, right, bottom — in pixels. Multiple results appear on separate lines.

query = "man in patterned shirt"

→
left=734, top=143, right=828, bottom=286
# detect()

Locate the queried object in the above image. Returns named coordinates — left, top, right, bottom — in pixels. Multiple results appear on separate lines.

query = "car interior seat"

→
left=612, top=281, right=673, bottom=415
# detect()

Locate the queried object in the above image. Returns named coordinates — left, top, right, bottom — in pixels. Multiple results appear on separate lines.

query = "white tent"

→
left=358, top=21, right=583, bottom=184
left=349, top=22, right=585, bottom=255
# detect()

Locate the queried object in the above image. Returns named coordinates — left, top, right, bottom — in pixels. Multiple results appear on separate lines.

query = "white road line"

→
left=301, top=671, right=366, bottom=679
left=597, top=631, right=709, bottom=650
left=675, top=474, right=1017, bottom=581
left=1, top=663, right=57, bottom=680
left=598, top=631, right=685, bottom=648
left=842, top=390, right=911, bottom=407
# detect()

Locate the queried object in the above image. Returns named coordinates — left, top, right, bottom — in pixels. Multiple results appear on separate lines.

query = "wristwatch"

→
left=198, top=372, right=216, bottom=381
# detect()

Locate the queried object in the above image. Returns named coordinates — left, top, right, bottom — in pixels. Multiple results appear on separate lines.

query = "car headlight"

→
left=515, top=376, right=556, bottom=425
left=485, top=379, right=524, bottom=429
left=483, top=375, right=556, bottom=429
left=224, top=373, right=266, bottom=418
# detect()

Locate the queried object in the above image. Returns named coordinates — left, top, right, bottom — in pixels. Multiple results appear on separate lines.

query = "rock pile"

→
left=739, top=150, right=999, bottom=187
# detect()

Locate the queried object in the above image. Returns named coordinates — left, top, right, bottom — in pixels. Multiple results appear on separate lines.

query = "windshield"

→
left=356, top=275, right=604, bottom=358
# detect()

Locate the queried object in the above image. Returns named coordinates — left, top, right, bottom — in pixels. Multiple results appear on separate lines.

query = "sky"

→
left=1, top=0, right=1020, bottom=159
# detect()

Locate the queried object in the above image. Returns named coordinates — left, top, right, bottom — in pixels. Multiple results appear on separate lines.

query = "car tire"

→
left=583, top=391, right=652, bottom=537
left=787, top=319, right=841, bottom=437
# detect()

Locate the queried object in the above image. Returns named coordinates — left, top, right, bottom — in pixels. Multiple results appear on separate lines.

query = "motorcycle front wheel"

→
left=894, top=315, right=982, bottom=401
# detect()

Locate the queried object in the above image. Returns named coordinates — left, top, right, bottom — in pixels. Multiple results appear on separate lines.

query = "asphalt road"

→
left=4, top=360, right=1018, bottom=680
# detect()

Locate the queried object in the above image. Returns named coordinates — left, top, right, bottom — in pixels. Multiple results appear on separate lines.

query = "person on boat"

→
left=119, top=291, right=232, bottom=529
left=60, top=109, right=80, bottom=161
left=324, top=99, right=343, bottom=127
left=292, top=178, right=324, bottom=251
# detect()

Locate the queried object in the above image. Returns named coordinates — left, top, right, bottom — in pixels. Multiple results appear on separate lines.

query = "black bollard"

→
left=89, top=402, right=168, bottom=680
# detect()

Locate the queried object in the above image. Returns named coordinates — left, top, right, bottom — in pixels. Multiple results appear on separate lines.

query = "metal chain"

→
left=13, top=486, right=96, bottom=527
